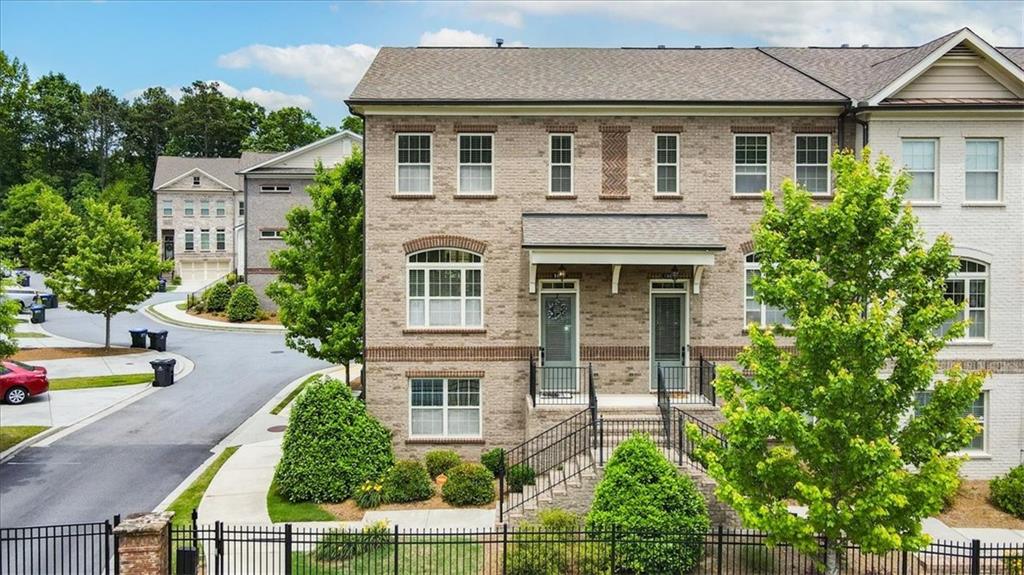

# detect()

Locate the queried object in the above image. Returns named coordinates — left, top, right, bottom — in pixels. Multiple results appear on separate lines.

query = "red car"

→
left=1, top=360, right=49, bottom=404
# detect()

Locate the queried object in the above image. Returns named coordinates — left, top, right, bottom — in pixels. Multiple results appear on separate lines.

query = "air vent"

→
left=945, top=43, right=977, bottom=58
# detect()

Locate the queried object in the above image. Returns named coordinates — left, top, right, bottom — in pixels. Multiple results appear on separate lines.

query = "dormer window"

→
left=192, top=176, right=201, bottom=186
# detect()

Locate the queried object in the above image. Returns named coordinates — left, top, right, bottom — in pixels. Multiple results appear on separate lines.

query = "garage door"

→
left=178, top=259, right=231, bottom=285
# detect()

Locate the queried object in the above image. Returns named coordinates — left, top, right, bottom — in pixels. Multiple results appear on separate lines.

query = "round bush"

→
left=226, top=283, right=260, bottom=322
left=586, top=433, right=710, bottom=574
left=442, top=463, right=495, bottom=506
left=481, top=448, right=504, bottom=477
left=990, top=465, right=1024, bottom=519
left=204, top=282, right=232, bottom=312
left=381, top=460, right=434, bottom=503
left=273, top=376, right=393, bottom=503
left=424, top=449, right=462, bottom=479
left=507, top=463, right=536, bottom=493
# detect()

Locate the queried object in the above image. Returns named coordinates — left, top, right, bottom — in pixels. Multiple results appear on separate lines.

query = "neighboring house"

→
left=347, top=27, right=1023, bottom=479
left=237, top=130, right=362, bottom=307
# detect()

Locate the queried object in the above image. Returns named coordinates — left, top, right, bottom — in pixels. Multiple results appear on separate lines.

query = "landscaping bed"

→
left=937, top=480, right=1024, bottom=529
left=186, top=308, right=280, bottom=325
left=321, top=490, right=498, bottom=522
left=11, top=347, right=147, bottom=361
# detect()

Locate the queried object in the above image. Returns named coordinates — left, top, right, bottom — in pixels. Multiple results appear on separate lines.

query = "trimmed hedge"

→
left=481, top=448, right=504, bottom=477
left=990, top=465, right=1024, bottom=519
left=425, top=450, right=461, bottom=480
left=204, top=282, right=231, bottom=312
left=226, top=283, right=260, bottom=322
left=586, top=433, right=709, bottom=574
left=442, top=463, right=495, bottom=506
left=273, top=376, right=393, bottom=503
left=382, top=460, right=434, bottom=503
left=507, top=510, right=608, bottom=575
left=507, top=463, right=536, bottom=493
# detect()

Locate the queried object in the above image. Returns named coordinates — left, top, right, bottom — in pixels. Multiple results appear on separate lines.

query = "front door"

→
left=540, top=289, right=577, bottom=392
left=651, top=293, right=686, bottom=390
left=162, top=231, right=174, bottom=261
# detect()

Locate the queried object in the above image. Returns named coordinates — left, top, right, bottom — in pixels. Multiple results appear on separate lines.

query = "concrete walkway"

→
left=146, top=300, right=285, bottom=332
left=922, top=517, right=1024, bottom=544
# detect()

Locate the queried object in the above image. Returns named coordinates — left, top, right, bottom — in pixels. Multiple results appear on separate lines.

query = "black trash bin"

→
left=157, top=278, right=167, bottom=293
left=38, top=293, right=57, bottom=309
left=150, top=358, right=176, bottom=387
left=129, top=328, right=148, bottom=348
left=29, top=304, right=45, bottom=324
left=147, top=329, right=168, bottom=352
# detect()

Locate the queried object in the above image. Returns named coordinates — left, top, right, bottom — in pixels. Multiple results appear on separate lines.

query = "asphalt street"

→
left=0, top=287, right=327, bottom=527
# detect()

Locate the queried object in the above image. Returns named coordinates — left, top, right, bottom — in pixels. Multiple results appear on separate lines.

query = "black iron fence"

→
left=0, top=519, right=118, bottom=575
left=658, top=357, right=718, bottom=405
left=167, top=523, right=1024, bottom=575
left=529, top=358, right=595, bottom=406
left=677, top=407, right=728, bottom=472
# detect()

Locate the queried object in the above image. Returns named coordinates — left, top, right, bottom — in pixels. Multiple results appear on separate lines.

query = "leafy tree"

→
left=0, top=51, right=31, bottom=191
left=0, top=180, right=63, bottom=263
left=83, top=86, right=126, bottom=187
left=340, top=115, right=363, bottom=135
left=226, top=283, right=259, bottom=322
left=21, top=193, right=81, bottom=274
left=123, top=87, right=176, bottom=175
left=244, top=107, right=333, bottom=152
left=266, top=153, right=363, bottom=382
left=0, top=267, right=18, bottom=359
left=167, top=81, right=264, bottom=157
left=97, top=178, right=152, bottom=236
left=26, top=73, right=88, bottom=190
left=47, top=200, right=171, bottom=348
left=692, top=149, right=985, bottom=573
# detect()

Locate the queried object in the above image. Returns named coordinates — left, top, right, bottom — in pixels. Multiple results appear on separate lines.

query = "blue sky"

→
left=2, top=1, right=1021, bottom=124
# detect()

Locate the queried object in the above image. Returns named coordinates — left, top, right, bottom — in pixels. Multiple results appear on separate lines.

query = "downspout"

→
left=837, top=107, right=849, bottom=150
left=851, top=103, right=869, bottom=149
left=353, top=107, right=367, bottom=402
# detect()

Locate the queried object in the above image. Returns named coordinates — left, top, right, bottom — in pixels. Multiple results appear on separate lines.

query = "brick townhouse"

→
left=346, top=28, right=1024, bottom=479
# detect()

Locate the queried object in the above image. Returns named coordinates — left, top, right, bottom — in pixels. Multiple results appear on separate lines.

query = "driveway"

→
left=0, top=287, right=328, bottom=527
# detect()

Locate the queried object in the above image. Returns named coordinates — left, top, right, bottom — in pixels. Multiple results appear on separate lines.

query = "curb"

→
left=144, top=303, right=286, bottom=334
left=0, top=426, right=64, bottom=463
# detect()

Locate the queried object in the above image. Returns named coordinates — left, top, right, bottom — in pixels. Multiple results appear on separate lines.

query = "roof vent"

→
left=496, top=38, right=504, bottom=48
left=841, top=43, right=850, bottom=48
left=694, top=45, right=701, bottom=49
left=861, top=44, right=869, bottom=48
left=657, top=44, right=666, bottom=49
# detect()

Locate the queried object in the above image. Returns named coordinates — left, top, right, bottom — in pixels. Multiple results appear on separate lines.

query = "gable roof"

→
left=153, top=153, right=280, bottom=192
left=238, top=131, right=362, bottom=174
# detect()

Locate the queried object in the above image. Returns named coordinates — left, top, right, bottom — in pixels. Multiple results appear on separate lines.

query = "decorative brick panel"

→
left=601, top=129, right=629, bottom=197
left=793, top=125, right=838, bottom=134
left=405, top=369, right=486, bottom=378
left=402, top=235, right=488, bottom=255
left=366, top=346, right=539, bottom=361
left=247, top=267, right=277, bottom=275
left=739, top=239, right=756, bottom=253
left=454, top=123, right=497, bottom=133
left=652, top=125, right=687, bottom=133
left=582, top=345, right=649, bottom=361
left=546, top=124, right=577, bottom=133
left=393, top=124, right=435, bottom=132
left=731, top=125, right=775, bottom=133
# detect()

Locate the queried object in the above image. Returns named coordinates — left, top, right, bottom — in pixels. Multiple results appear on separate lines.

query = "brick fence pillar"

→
left=114, top=511, right=173, bottom=575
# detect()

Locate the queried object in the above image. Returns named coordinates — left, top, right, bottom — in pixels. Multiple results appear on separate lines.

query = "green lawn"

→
left=175, top=302, right=187, bottom=310
left=0, top=425, right=49, bottom=451
left=269, top=375, right=316, bottom=415
left=49, top=373, right=153, bottom=391
left=14, top=332, right=48, bottom=338
left=291, top=537, right=484, bottom=574
left=166, top=446, right=239, bottom=526
left=267, top=479, right=336, bottom=523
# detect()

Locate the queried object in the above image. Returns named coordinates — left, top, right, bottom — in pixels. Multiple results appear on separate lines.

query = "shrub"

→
left=442, top=463, right=495, bottom=506
left=424, top=450, right=462, bottom=480
left=586, top=433, right=709, bottom=574
left=225, top=272, right=239, bottom=285
left=507, top=510, right=604, bottom=575
left=381, top=460, right=434, bottom=503
left=171, top=275, right=182, bottom=285
left=204, top=282, right=232, bottom=312
left=481, top=448, right=504, bottom=477
left=226, top=283, right=260, bottom=322
left=274, top=376, right=393, bottom=503
left=354, top=480, right=384, bottom=509
left=313, top=521, right=390, bottom=561
left=507, top=463, right=536, bottom=493
left=990, top=465, right=1024, bottom=519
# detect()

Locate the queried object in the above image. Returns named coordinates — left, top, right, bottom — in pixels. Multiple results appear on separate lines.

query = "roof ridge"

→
left=756, top=47, right=850, bottom=100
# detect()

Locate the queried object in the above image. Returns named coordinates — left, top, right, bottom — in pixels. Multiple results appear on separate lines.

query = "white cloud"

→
left=124, top=81, right=311, bottom=111
left=470, top=1, right=1022, bottom=46
left=419, top=28, right=495, bottom=47
left=217, top=43, right=379, bottom=99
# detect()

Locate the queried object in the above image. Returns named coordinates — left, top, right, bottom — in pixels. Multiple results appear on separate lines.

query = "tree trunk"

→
left=824, top=543, right=840, bottom=575
left=104, top=314, right=111, bottom=350
left=344, top=361, right=351, bottom=386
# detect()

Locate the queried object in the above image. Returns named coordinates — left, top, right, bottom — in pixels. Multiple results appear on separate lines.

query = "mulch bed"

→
left=937, top=480, right=1024, bottom=528
left=320, top=486, right=498, bottom=522
left=187, top=309, right=281, bottom=326
left=12, top=347, right=148, bottom=361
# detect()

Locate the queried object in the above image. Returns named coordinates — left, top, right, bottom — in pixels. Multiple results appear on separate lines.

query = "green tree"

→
left=0, top=180, right=63, bottom=263
left=48, top=200, right=171, bottom=348
left=83, top=86, right=126, bottom=187
left=692, top=149, right=985, bottom=573
left=266, top=153, right=363, bottom=382
left=21, top=193, right=81, bottom=274
left=167, top=81, right=264, bottom=157
left=123, top=87, right=176, bottom=175
left=244, top=107, right=333, bottom=152
left=340, top=115, right=363, bottom=135
left=26, top=73, right=88, bottom=190
left=0, top=267, right=18, bottom=359
left=0, top=51, right=31, bottom=192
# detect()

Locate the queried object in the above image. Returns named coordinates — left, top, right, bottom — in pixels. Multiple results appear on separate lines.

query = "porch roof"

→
left=522, top=213, right=725, bottom=251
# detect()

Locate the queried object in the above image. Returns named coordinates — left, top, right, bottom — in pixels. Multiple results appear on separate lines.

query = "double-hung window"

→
left=184, top=229, right=194, bottom=251
left=199, top=229, right=210, bottom=251
left=915, top=391, right=986, bottom=451
left=215, top=228, right=226, bottom=251
left=744, top=253, right=790, bottom=327
left=396, top=134, right=432, bottom=195
left=407, top=249, right=483, bottom=328
left=200, top=200, right=210, bottom=217
left=965, top=139, right=1000, bottom=201
left=215, top=200, right=226, bottom=217
left=184, top=200, right=194, bottom=217
left=940, top=259, right=988, bottom=340
left=902, top=138, right=937, bottom=201
left=410, top=378, right=481, bottom=438
left=162, top=200, right=173, bottom=217
left=656, top=134, right=679, bottom=195
left=795, top=135, right=830, bottom=195
left=458, top=134, right=493, bottom=195
left=734, top=135, right=769, bottom=194
left=549, top=134, right=573, bottom=195
left=238, top=201, right=245, bottom=216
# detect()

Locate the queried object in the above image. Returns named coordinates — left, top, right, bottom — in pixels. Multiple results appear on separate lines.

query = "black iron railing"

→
left=656, top=363, right=672, bottom=441
left=529, top=360, right=594, bottom=406
left=676, top=407, right=727, bottom=471
left=0, top=519, right=116, bottom=575
left=658, top=356, right=718, bottom=405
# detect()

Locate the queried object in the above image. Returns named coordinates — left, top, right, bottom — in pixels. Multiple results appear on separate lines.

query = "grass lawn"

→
left=14, top=331, right=48, bottom=338
left=270, top=375, right=316, bottom=415
left=0, top=425, right=49, bottom=451
left=166, top=446, right=239, bottom=526
left=175, top=302, right=187, bottom=311
left=49, top=373, right=153, bottom=391
left=292, top=536, right=483, bottom=574
left=267, top=479, right=336, bottom=523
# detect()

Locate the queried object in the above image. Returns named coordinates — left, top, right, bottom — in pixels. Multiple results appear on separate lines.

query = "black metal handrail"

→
left=657, top=356, right=717, bottom=405
left=675, top=407, right=727, bottom=471
left=530, top=363, right=594, bottom=406
left=656, top=363, right=671, bottom=442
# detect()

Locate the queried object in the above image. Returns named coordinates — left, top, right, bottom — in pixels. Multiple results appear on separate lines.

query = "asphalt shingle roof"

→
left=522, top=214, right=725, bottom=250
left=153, top=152, right=281, bottom=191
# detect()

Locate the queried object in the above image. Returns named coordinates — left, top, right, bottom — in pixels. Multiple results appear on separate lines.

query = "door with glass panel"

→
left=540, top=284, right=577, bottom=393
left=651, top=292, right=686, bottom=391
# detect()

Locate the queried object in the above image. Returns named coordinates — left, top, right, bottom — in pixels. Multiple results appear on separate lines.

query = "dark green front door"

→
left=651, top=293, right=685, bottom=390
left=541, top=292, right=577, bottom=392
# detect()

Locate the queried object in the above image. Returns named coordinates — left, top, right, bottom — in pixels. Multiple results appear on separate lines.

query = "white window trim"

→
left=902, top=137, right=939, bottom=203
left=743, top=253, right=791, bottom=328
left=964, top=138, right=1002, bottom=203
left=655, top=133, right=681, bottom=196
left=215, top=228, right=226, bottom=251
left=192, top=176, right=201, bottom=186
left=200, top=200, right=210, bottom=217
left=199, top=228, right=211, bottom=252
left=733, top=134, right=771, bottom=196
left=395, top=133, right=433, bottom=196
left=947, top=258, right=990, bottom=342
left=406, top=249, right=484, bottom=329
left=536, top=279, right=581, bottom=371
left=162, top=200, right=173, bottom=217
left=964, top=391, right=988, bottom=455
left=184, top=200, right=194, bottom=217
left=548, top=133, right=574, bottom=196
left=259, top=229, right=285, bottom=240
left=794, top=134, right=832, bottom=196
left=259, top=184, right=292, bottom=193
left=215, top=200, right=226, bottom=217
left=183, top=229, right=195, bottom=252
left=238, top=201, right=245, bottom=216
left=456, top=133, right=495, bottom=196
left=408, top=378, right=483, bottom=439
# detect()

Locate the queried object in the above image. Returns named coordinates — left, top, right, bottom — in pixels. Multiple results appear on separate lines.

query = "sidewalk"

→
left=146, top=300, right=285, bottom=332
